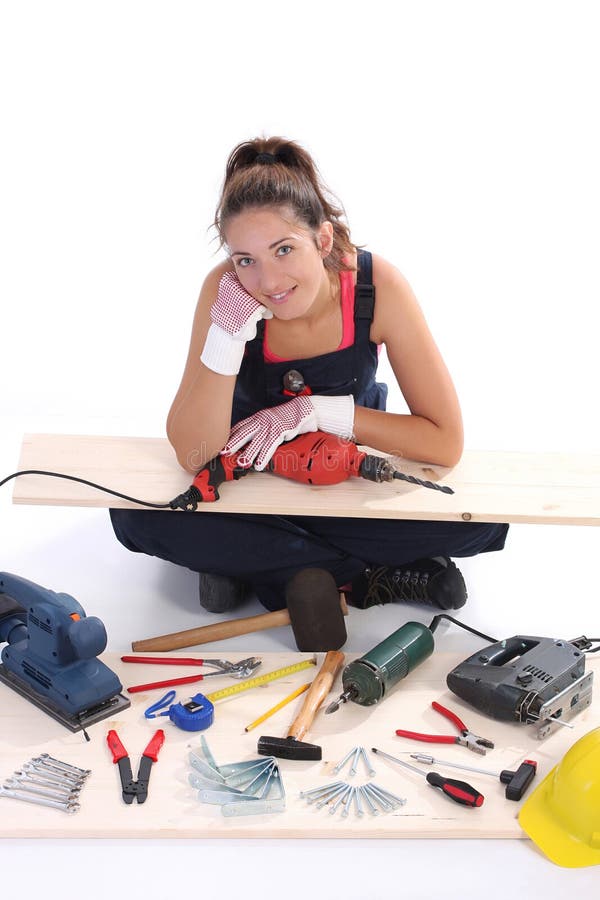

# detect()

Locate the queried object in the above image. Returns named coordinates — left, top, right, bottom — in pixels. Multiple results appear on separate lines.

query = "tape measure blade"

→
left=205, top=659, right=316, bottom=703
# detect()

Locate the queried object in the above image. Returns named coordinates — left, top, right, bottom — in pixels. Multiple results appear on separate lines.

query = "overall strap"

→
left=354, top=249, right=375, bottom=323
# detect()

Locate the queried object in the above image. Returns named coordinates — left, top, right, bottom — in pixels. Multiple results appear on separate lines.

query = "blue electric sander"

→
left=0, top=572, right=130, bottom=734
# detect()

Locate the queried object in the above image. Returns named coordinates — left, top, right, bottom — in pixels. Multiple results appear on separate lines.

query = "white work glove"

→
left=200, top=272, right=273, bottom=376
left=222, top=395, right=355, bottom=470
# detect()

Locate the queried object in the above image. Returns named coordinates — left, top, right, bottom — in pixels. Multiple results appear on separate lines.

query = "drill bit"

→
left=325, top=688, right=357, bottom=715
left=392, top=471, right=454, bottom=494
left=360, top=456, right=454, bottom=494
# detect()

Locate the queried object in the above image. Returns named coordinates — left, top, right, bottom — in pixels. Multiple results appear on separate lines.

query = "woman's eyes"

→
left=236, top=246, right=292, bottom=267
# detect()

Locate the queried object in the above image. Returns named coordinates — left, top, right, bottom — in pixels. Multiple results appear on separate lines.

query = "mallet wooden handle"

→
left=131, top=595, right=348, bottom=653
left=288, top=650, right=345, bottom=743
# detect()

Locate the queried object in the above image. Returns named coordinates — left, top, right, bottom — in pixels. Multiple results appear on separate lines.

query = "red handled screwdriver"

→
left=371, top=747, right=484, bottom=808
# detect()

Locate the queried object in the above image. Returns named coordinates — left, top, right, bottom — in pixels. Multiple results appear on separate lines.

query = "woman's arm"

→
left=352, top=254, right=464, bottom=467
left=166, top=262, right=237, bottom=472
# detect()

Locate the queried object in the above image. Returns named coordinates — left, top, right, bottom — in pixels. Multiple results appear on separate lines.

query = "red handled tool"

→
left=168, top=431, right=453, bottom=509
left=107, top=729, right=165, bottom=804
left=409, top=753, right=538, bottom=801
left=371, top=747, right=484, bottom=808
left=395, top=701, right=495, bottom=755
left=121, top=655, right=261, bottom=693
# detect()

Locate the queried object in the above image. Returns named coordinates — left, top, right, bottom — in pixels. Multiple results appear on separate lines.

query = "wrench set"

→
left=1, top=753, right=91, bottom=814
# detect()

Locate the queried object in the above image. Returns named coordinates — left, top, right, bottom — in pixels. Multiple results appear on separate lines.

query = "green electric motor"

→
left=326, top=622, right=434, bottom=713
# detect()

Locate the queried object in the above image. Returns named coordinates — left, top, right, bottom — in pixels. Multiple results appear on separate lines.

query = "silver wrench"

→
left=0, top=785, right=80, bottom=813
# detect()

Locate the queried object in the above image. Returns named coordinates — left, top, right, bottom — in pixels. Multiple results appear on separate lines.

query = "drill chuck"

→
left=358, top=455, right=397, bottom=483
left=341, top=622, right=434, bottom=706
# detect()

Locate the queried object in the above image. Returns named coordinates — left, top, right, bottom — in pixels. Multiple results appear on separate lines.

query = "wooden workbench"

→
left=1, top=651, right=597, bottom=839
left=11, top=433, right=600, bottom=525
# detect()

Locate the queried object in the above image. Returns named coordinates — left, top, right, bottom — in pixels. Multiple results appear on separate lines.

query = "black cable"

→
left=0, top=470, right=172, bottom=509
left=428, top=613, right=496, bottom=643
left=429, top=616, right=600, bottom=655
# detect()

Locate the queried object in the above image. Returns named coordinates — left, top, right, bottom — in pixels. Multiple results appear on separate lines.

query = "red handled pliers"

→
left=107, top=729, right=165, bottom=804
left=395, top=701, right=495, bottom=756
left=121, top=655, right=261, bottom=693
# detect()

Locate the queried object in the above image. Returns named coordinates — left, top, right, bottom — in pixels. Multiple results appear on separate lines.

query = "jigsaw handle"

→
left=475, top=636, right=539, bottom=667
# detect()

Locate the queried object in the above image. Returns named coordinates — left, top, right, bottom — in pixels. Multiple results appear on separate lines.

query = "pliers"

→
left=395, top=701, right=495, bottom=756
left=107, top=729, right=165, bottom=804
left=121, top=655, right=262, bottom=693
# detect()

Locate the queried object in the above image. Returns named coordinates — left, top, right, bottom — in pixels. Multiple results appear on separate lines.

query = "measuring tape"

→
left=144, top=689, right=215, bottom=731
left=205, top=658, right=316, bottom=703
left=144, top=658, right=316, bottom=731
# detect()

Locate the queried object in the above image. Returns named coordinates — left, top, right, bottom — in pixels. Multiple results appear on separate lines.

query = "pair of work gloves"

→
left=201, top=272, right=355, bottom=471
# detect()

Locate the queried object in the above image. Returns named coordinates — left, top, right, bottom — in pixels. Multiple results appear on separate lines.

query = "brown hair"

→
left=214, top=137, right=355, bottom=273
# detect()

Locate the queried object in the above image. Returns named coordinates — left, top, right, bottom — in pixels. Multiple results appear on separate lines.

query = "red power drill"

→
left=169, top=432, right=453, bottom=510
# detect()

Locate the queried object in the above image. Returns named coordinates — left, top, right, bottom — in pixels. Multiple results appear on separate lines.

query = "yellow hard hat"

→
left=518, top=726, right=600, bottom=868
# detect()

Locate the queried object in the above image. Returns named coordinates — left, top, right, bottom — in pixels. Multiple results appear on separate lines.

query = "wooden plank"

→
left=2, top=650, right=597, bottom=839
left=11, top=433, right=600, bottom=525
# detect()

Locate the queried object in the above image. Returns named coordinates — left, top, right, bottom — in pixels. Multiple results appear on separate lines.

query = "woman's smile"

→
left=266, top=285, right=297, bottom=305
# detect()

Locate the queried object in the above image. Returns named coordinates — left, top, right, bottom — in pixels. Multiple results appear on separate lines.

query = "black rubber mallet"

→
left=257, top=650, right=345, bottom=760
left=131, top=568, right=347, bottom=653
left=285, top=568, right=347, bottom=652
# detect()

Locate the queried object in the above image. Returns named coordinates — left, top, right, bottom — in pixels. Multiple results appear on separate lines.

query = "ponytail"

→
left=214, top=137, right=354, bottom=273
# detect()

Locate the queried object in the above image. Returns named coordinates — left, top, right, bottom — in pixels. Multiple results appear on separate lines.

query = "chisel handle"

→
left=287, top=650, right=345, bottom=743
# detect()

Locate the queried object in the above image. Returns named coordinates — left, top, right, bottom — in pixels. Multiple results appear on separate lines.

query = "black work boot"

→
left=349, top=557, right=467, bottom=611
left=198, top=573, right=248, bottom=613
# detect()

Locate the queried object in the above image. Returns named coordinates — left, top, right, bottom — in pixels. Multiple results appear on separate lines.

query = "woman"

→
left=110, top=137, right=508, bottom=612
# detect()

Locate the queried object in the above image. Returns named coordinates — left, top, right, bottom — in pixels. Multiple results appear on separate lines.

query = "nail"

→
left=333, top=747, right=357, bottom=774
left=349, top=747, right=362, bottom=776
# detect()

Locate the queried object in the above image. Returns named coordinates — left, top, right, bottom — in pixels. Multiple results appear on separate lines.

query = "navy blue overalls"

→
left=110, top=251, right=508, bottom=610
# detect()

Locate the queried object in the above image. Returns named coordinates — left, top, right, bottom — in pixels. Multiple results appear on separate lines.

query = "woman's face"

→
left=224, top=206, right=334, bottom=320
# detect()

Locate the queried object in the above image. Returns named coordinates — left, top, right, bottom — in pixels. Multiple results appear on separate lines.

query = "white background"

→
left=1, top=0, right=599, bottom=895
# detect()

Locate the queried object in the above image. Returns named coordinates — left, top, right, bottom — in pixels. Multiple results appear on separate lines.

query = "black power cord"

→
left=429, top=613, right=600, bottom=655
left=0, top=470, right=172, bottom=509
left=3, top=469, right=600, bottom=655
left=428, top=613, right=496, bottom=643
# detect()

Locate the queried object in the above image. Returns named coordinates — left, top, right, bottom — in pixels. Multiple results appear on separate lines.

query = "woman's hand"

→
left=200, top=272, right=273, bottom=375
left=222, top=395, right=355, bottom=470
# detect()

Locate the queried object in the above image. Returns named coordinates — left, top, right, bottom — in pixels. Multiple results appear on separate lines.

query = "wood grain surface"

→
left=12, top=433, right=600, bottom=525
left=1, top=650, right=598, bottom=839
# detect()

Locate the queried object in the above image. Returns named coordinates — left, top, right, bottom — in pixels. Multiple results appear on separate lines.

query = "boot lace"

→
left=363, top=566, right=433, bottom=606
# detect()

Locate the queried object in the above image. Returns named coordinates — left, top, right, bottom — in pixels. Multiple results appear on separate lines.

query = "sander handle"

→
left=288, top=650, right=345, bottom=743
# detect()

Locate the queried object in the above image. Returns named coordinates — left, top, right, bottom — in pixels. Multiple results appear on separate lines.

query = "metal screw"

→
left=317, top=783, right=350, bottom=809
left=299, top=781, right=345, bottom=801
left=369, top=782, right=406, bottom=807
left=359, top=785, right=379, bottom=816
left=329, top=784, right=352, bottom=815
left=333, top=747, right=357, bottom=775
left=353, top=786, right=364, bottom=817
left=349, top=747, right=362, bottom=776
left=341, top=786, right=355, bottom=818
left=363, top=782, right=392, bottom=810
left=360, top=747, right=376, bottom=777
